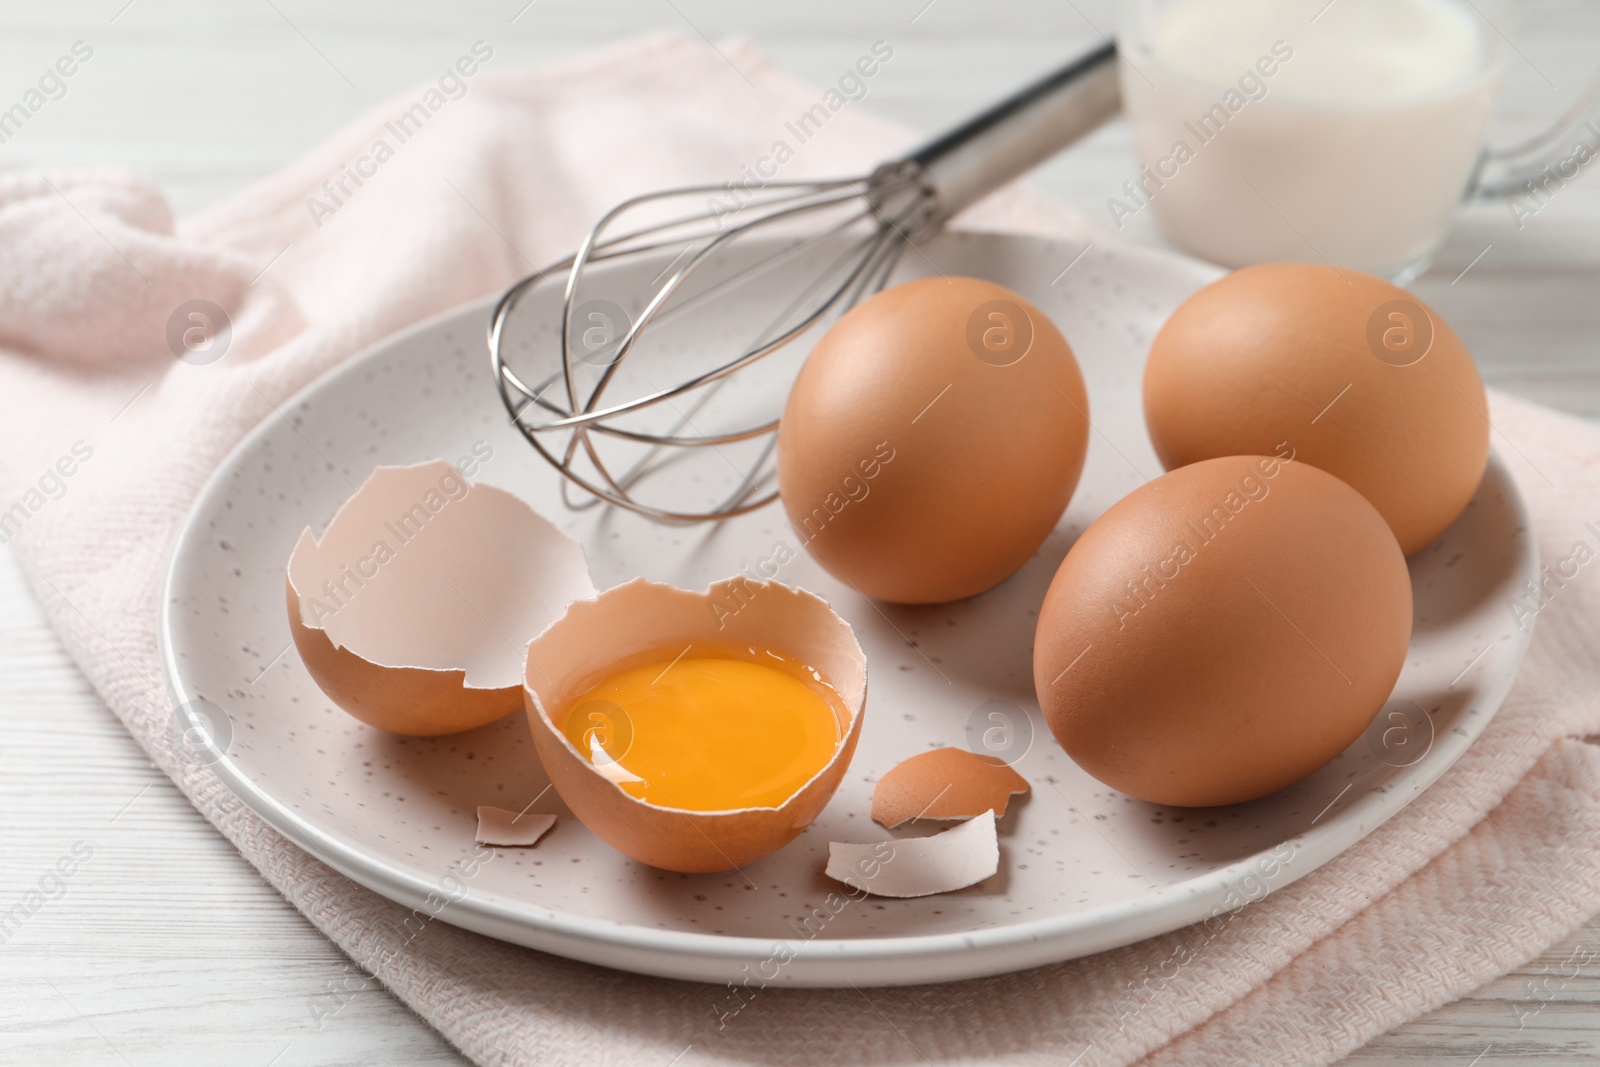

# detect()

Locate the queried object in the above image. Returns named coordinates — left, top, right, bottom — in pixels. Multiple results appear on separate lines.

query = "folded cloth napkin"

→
left=3, top=30, right=1599, bottom=1067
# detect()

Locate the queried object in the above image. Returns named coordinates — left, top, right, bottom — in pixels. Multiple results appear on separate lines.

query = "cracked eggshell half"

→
left=523, top=578, right=867, bottom=873
left=286, top=460, right=596, bottom=736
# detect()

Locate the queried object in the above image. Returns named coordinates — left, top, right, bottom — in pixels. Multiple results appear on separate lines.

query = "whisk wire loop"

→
left=490, top=41, right=1120, bottom=522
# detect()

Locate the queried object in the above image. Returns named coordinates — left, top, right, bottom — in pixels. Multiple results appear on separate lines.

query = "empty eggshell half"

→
left=287, top=460, right=596, bottom=736
left=523, top=577, right=867, bottom=874
left=871, top=748, right=1029, bottom=829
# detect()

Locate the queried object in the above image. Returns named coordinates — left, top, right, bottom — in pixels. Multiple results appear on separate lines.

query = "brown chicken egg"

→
left=1033, top=454, right=1412, bottom=807
left=777, top=276, right=1090, bottom=604
left=1142, top=264, right=1489, bottom=555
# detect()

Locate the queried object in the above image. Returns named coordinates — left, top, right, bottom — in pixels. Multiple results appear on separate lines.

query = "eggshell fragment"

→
left=826, top=810, right=999, bottom=898
left=287, top=460, right=595, bottom=736
left=523, top=577, right=866, bottom=874
left=871, top=748, right=1029, bottom=829
left=475, top=807, right=557, bottom=847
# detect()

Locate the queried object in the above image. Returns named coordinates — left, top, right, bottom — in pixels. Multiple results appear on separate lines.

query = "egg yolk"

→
left=558, top=653, right=847, bottom=812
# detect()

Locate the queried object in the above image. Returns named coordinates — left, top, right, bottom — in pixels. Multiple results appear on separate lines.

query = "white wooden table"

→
left=2, top=1, right=1597, bottom=1064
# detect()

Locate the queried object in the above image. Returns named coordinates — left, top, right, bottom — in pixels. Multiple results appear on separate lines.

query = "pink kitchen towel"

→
left=3, top=30, right=1599, bottom=1067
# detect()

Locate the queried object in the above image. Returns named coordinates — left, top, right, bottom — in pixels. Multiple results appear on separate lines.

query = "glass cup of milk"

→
left=1116, top=0, right=1600, bottom=280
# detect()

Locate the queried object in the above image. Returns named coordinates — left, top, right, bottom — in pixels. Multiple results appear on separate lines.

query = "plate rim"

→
left=157, top=232, right=1540, bottom=986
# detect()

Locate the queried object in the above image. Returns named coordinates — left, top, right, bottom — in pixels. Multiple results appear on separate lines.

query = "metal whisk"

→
left=489, top=41, right=1119, bottom=523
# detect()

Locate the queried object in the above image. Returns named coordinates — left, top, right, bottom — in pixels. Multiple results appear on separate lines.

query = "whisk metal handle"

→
left=901, top=40, right=1121, bottom=225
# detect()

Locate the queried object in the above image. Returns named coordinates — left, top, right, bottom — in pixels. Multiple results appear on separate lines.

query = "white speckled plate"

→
left=159, top=231, right=1537, bottom=987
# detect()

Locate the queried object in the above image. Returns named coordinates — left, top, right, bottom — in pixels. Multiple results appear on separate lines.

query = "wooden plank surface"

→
left=1, top=1, right=1597, bottom=1063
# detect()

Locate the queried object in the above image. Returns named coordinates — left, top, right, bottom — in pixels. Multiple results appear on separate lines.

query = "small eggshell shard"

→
left=871, top=748, right=1030, bottom=829
left=523, top=577, right=867, bottom=874
left=287, top=460, right=595, bottom=736
left=826, top=809, right=999, bottom=898
left=475, top=806, right=557, bottom=847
